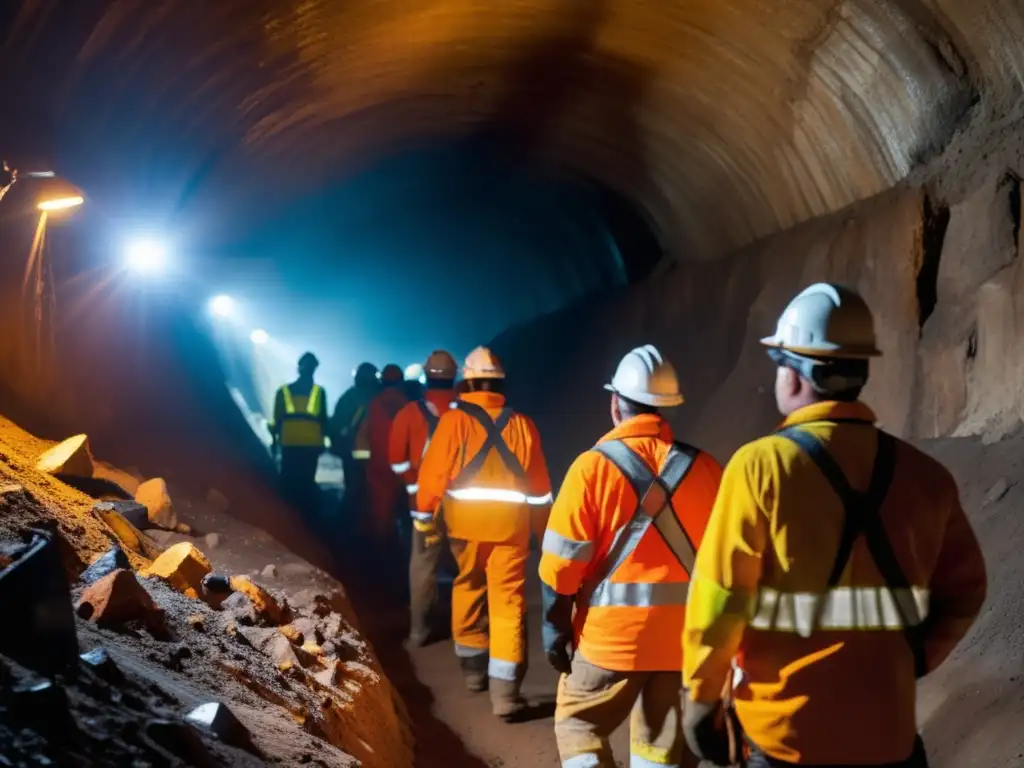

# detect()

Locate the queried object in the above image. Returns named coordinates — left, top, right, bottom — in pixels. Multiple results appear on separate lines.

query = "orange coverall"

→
left=365, top=386, right=408, bottom=540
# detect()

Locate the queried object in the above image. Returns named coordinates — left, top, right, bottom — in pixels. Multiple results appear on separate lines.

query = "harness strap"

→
left=452, top=400, right=526, bottom=485
left=775, top=425, right=926, bottom=676
left=584, top=439, right=698, bottom=600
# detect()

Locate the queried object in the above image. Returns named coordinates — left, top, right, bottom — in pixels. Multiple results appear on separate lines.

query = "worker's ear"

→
left=610, top=393, right=622, bottom=426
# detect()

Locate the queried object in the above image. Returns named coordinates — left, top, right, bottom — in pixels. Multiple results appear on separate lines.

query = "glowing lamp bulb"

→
left=250, top=329, right=269, bottom=345
left=209, top=294, right=235, bottom=318
left=125, top=239, right=167, bottom=274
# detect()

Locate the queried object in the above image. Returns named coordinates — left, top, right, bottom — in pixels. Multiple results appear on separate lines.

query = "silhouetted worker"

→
left=269, top=352, right=328, bottom=516
left=403, top=363, right=426, bottom=402
left=331, top=362, right=380, bottom=522
left=366, top=363, right=409, bottom=558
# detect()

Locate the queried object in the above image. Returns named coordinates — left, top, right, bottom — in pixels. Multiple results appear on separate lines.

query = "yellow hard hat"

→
left=424, top=350, right=457, bottom=379
left=462, top=346, right=505, bottom=380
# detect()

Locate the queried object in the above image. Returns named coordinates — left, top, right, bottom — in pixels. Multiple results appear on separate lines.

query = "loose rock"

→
left=185, top=702, right=261, bottom=756
left=279, top=624, right=304, bottom=645
left=135, top=477, right=178, bottom=530
left=229, top=576, right=289, bottom=625
left=313, top=660, right=343, bottom=688
left=80, top=546, right=130, bottom=586
left=205, top=533, right=221, bottom=550
left=142, top=542, right=212, bottom=596
left=222, top=592, right=258, bottom=626
left=93, top=500, right=150, bottom=531
left=144, top=719, right=215, bottom=766
left=76, top=569, right=164, bottom=632
left=35, top=434, right=94, bottom=478
left=261, top=564, right=278, bottom=579
left=79, top=647, right=125, bottom=683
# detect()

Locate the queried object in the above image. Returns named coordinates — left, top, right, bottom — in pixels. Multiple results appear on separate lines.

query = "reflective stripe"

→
left=447, top=487, right=527, bottom=503
left=488, top=657, right=522, bottom=682
left=630, top=756, right=671, bottom=768
left=563, top=756, right=601, bottom=768
left=351, top=449, right=371, bottom=459
left=282, top=384, right=321, bottom=416
left=750, top=586, right=930, bottom=636
left=391, top=461, right=412, bottom=474
left=410, top=510, right=433, bottom=522
left=406, top=483, right=419, bottom=494
left=454, top=643, right=487, bottom=658
left=590, top=581, right=688, bottom=608
left=542, top=530, right=593, bottom=562
left=527, top=492, right=553, bottom=505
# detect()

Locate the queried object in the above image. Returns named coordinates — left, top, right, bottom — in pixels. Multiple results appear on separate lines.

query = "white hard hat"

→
left=463, top=346, right=505, bottom=380
left=760, top=283, right=881, bottom=359
left=604, top=345, right=684, bottom=407
left=424, top=349, right=457, bottom=379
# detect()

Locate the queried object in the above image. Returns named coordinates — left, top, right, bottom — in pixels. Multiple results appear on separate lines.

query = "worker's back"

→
left=390, top=389, right=453, bottom=474
left=418, top=390, right=550, bottom=546
left=274, top=379, right=326, bottom=448
left=541, top=414, right=721, bottom=671
left=695, top=402, right=987, bottom=764
left=367, top=386, right=409, bottom=476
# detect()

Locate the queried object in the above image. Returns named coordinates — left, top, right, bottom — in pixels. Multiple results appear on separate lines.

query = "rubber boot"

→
left=489, top=678, right=527, bottom=721
left=459, top=654, right=489, bottom=693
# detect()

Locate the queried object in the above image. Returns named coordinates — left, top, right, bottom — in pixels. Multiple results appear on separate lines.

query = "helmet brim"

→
left=604, top=384, right=684, bottom=407
left=759, top=337, right=882, bottom=359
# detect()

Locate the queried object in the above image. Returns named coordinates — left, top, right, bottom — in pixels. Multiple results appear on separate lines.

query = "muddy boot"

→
left=459, top=654, right=489, bottom=693
left=489, top=678, right=527, bottom=721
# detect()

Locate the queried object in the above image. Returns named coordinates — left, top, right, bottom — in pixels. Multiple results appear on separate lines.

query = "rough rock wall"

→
left=494, top=107, right=1024, bottom=479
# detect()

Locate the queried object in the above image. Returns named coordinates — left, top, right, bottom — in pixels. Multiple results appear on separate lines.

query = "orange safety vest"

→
left=443, top=401, right=533, bottom=545
left=277, top=384, right=324, bottom=447
left=540, top=415, right=720, bottom=671
left=390, top=399, right=442, bottom=527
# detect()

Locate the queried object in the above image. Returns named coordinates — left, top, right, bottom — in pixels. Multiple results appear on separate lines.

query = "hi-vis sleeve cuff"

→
left=391, top=461, right=412, bottom=474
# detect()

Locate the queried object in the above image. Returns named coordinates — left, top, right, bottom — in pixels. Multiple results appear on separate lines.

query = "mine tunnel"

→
left=0, top=1, right=1021, bottom=766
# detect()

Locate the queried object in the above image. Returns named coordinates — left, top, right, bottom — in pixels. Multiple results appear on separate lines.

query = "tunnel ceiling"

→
left=1, top=0, right=1021, bottom=259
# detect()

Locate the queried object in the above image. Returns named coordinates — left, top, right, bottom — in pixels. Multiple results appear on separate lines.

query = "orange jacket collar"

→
left=778, top=400, right=877, bottom=430
left=461, top=390, right=507, bottom=409
left=598, top=413, right=674, bottom=444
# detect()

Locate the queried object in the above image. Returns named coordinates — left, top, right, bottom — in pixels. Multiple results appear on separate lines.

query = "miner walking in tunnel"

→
left=539, top=344, right=721, bottom=768
left=365, top=363, right=410, bottom=566
left=331, top=362, right=380, bottom=525
left=388, top=349, right=459, bottom=646
left=682, top=283, right=989, bottom=768
left=418, top=346, right=553, bottom=721
left=269, top=352, right=329, bottom=518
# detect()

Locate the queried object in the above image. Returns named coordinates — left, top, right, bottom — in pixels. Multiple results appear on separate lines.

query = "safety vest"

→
left=400, top=400, right=441, bottom=527
left=580, top=439, right=698, bottom=612
left=443, top=401, right=532, bottom=545
left=758, top=426, right=927, bottom=672
left=350, top=404, right=371, bottom=459
left=277, top=384, right=324, bottom=447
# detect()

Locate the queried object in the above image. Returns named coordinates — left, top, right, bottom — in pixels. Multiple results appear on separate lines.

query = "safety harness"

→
left=415, top=399, right=440, bottom=457
left=775, top=423, right=927, bottom=677
left=581, top=439, right=698, bottom=609
left=448, top=400, right=527, bottom=491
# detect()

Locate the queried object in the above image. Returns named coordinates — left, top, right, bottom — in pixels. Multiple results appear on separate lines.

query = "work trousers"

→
left=341, top=456, right=368, bottom=521
left=280, top=447, right=321, bottom=517
left=449, top=539, right=527, bottom=689
left=366, top=469, right=402, bottom=541
left=746, top=737, right=929, bottom=768
left=409, top=520, right=447, bottom=640
left=555, top=655, right=698, bottom=768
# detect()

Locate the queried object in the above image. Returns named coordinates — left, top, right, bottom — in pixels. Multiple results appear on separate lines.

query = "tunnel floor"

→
left=318, top=496, right=631, bottom=767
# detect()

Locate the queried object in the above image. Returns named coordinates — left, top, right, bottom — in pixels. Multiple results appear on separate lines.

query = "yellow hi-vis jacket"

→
left=682, top=401, right=987, bottom=765
left=271, top=383, right=327, bottom=448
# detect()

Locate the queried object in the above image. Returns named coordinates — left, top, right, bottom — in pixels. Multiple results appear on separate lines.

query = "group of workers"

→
left=270, top=281, right=988, bottom=768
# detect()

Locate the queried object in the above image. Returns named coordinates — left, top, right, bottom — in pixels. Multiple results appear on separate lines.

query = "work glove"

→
left=413, top=519, right=440, bottom=548
left=682, top=696, right=745, bottom=767
left=541, top=583, right=574, bottom=675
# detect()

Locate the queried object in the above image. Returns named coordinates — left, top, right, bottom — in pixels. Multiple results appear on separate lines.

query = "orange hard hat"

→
left=425, top=349, right=458, bottom=379
left=380, top=363, right=404, bottom=383
left=462, top=346, right=505, bottom=380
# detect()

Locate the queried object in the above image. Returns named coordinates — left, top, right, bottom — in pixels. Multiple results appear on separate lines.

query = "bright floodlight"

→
left=250, top=329, right=269, bottom=345
left=125, top=239, right=167, bottom=274
left=38, top=195, right=84, bottom=212
left=209, top=294, right=235, bottom=318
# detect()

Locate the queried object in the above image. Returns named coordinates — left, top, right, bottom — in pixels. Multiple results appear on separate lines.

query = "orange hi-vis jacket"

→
left=539, top=414, right=721, bottom=672
left=683, top=401, right=988, bottom=765
left=367, top=387, right=409, bottom=481
left=417, top=391, right=552, bottom=546
left=389, top=389, right=456, bottom=530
